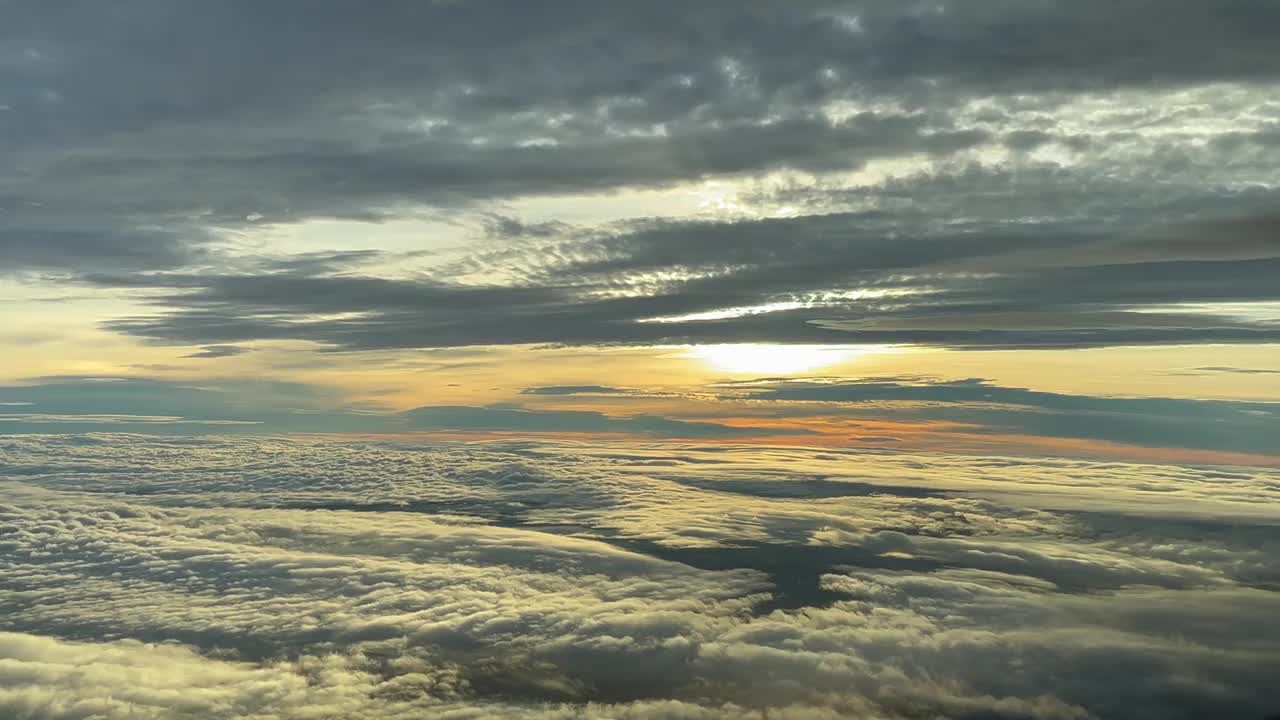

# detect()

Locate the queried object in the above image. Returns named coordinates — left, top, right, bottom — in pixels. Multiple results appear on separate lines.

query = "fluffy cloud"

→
left=2, top=434, right=1278, bottom=718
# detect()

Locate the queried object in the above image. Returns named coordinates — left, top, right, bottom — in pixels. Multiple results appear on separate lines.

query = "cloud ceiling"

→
left=3, top=0, right=1279, bottom=351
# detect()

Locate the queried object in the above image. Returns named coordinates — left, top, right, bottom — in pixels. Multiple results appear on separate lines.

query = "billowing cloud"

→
left=2, top=435, right=1278, bottom=718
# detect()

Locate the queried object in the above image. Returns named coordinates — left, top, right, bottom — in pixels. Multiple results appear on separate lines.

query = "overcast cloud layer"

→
left=4, top=0, right=1279, bottom=351
left=2, top=434, right=1279, bottom=719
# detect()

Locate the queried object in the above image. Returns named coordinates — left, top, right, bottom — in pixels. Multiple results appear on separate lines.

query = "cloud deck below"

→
left=2, top=434, right=1277, bottom=719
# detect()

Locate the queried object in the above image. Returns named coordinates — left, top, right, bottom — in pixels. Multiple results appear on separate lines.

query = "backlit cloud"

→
left=2, top=435, right=1278, bottom=718
left=4, top=4, right=1279, bottom=717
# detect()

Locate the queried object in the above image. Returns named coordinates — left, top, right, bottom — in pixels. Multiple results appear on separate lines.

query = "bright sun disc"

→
left=683, top=344, right=885, bottom=375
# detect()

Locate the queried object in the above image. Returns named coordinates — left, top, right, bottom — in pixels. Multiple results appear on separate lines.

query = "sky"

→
left=1, top=1, right=1279, bottom=718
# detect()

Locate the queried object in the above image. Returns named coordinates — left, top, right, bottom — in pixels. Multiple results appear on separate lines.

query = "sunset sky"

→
left=4, top=0, right=1280, bottom=464
left=2, top=2, right=1279, bottom=719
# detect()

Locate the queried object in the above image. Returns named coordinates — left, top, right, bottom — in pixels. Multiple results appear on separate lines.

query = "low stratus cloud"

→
left=0, top=377, right=792, bottom=439
left=5, top=376, right=1277, bottom=459
left=2, top=435, right=1279, bottom=719
left=405, top=405, right=805, bottom=439
left=722, top=377, right=1280, bottom=456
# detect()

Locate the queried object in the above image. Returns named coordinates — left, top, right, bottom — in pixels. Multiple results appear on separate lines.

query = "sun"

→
left=683, top=344, right=885, bottom=376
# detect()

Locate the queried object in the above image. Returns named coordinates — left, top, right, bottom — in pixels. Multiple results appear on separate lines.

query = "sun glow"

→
left=682, top=344, right=888, bottom=375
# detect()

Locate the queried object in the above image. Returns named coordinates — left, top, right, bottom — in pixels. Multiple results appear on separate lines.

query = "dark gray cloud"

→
left=4, top=1, right=1279, bottom=265
left=406, top=405, right=797, bottom=439
left=728, top=377, right=1280, bottom=456
left=7, top=1, right=1277, bottom=153
left=4, top=1, right=1279, bottom=353
left=76, top=203, right=1280, bottom=351
left=1187, top=366, right=1280, bottom=376
left=0, top=377, right=783, bottom=439
left=0, top=377, right=361, bottom=434
left=522, top=375, right=1280, bottom=456
left=521, top=385, right=631, bottom=396
left=0, top=226, right=204, bottom=273
left=182, top=344, right=252, bottom=359
left=5, top=373, right=1275, bottom=458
